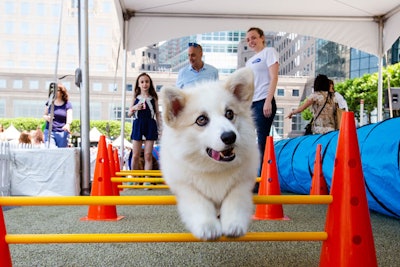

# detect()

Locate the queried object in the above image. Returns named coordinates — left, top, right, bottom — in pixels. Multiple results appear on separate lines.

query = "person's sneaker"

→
left=143, top=182, right=152, bottom=190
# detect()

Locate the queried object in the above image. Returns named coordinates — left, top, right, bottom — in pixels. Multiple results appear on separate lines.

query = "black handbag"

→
left=304, top=120, right=313, bottom=135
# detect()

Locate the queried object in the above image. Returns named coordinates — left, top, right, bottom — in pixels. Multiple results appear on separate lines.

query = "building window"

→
left=109, top=104, right=129, bottom=121
left=29, top=81, right=39, bottom=90
left=89, top=102, right=101, bottom=120
left=109, top=83, right=117, bottom=92
left=273, top=108, right=284, bottom=136
left=13, top=100, right=43, bottom=118
left=290, top=109, right=303, bottom=131
left=0, top=80, right=6, bottom=89
left=277, top=88, right=284, bottom=96
left=0, top=100, right=5, bottom=117
left=292, top=89, right=300, bottom=96
left=5, top=21, right=13, bottom=34
left=92, top=82, right=102, bottom=91
left=126, top=84, right=132, bottom=92
left=5, top=2, right=16, bottom=14
left=13, top=80, right=23, bottom=89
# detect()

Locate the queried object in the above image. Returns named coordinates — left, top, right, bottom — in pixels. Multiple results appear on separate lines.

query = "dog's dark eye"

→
left=225, top=109, right=234, bottom=120
left=195, top=115, right=209, bottom=126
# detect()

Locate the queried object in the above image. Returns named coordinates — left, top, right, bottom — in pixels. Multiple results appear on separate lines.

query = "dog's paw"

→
left=191, top=221, right=222, bottom=241
left=222, top=222, right=248, bottom=238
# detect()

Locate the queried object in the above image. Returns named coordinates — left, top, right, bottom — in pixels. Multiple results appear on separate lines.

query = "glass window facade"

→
left=273, top=108, right=284, bottom=136
left=349, top=48, right=378, bottom=79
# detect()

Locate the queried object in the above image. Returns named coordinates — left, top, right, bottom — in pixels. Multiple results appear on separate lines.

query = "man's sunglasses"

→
left=188, top=42, right=200, bottom=47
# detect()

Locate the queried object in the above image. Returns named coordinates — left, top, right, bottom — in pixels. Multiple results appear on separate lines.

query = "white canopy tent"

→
left=4, top=125, right=20, bottom=141
left=89, top=127, right=102, bottom=142
left=115, top=0, right=400, bottom=58
left=78, top=0, right=400, bottom=193
left=112, top=135, right=132, bottom=148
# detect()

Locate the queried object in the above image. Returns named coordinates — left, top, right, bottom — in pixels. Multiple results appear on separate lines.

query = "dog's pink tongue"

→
left=211, top=150, right=220, bottom=161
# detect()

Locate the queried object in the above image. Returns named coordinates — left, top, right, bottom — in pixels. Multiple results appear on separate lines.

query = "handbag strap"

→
left=312, top=94, right=330, bottom=123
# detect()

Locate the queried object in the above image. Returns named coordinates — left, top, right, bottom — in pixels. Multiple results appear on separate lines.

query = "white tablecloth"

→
left=10, top=148, right=81, bottom=196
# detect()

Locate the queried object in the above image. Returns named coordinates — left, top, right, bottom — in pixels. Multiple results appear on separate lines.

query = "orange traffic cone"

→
left=81, top=135, right=124, bottom=221
left=113, top=148, right=123, bottom=191
left=107, top=144, right=120, bottom=196
left=0, top=207, right=12, bottom=267
left=319, top=112, right=377, bottom=266
left=253, top=136, right=289, bottom=220
left=310, top=144, right=328, bottom=195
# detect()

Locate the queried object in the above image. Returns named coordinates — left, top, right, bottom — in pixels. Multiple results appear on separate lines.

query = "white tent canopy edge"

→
left=126, top=15, right=381, bottom=56
left=115, top=1, right=400, bottom=57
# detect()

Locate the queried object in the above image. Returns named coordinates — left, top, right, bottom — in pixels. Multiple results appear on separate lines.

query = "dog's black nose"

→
left=221, top=131, right=236, bottom=145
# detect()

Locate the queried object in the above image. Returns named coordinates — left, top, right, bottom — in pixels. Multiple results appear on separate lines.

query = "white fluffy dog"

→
left=160, top=68, right=259, bottom=241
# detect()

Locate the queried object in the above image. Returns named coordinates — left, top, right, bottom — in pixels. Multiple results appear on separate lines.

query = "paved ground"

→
left=3, top=189, right=400, bottom=267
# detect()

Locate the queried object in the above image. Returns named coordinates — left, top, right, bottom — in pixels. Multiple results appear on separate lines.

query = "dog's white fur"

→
left=160, top=68, right=259, bottom=240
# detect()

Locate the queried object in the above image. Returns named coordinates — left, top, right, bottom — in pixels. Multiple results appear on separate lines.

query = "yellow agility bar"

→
left=112, top=178, right=261, bottom=183
left=116, top=171, right=162, bottom=177
left=118, top=185, right=170, bottom=189
left=0, top=195, right=332, bottom=206
left=111, top=178, right=165, bottom=183
left=6, top=232, right=327, bottom=244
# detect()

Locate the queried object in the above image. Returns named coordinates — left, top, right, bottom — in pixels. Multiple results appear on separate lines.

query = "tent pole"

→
left=119, top=18, right=129, bottom=169
left=377, top=19, right=384, bottom=122
left=79, top=0, right=91, bottom=195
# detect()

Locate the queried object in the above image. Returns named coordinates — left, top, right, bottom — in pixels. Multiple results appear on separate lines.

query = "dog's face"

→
left=161, top=68, right=255, bottom=169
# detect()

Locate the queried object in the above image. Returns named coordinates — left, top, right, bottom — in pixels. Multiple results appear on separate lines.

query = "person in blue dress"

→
left=127, top=73, right=161, bottom=180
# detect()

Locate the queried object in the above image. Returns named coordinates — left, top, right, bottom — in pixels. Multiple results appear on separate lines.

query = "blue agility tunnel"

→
left=274, top=117, right=400, bottom=218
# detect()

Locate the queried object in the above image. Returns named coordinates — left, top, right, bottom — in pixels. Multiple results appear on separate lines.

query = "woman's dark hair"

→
left=314, top=74, right=330, bottom=92
left=134, top=73, right=158, bottom=100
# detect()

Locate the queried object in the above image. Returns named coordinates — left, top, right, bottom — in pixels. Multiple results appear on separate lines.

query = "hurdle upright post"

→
left=0, top=207, right=12, bottom=267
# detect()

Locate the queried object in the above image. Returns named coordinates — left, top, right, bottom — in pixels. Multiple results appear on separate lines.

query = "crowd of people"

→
left=0, top=124, right=45, bottom=148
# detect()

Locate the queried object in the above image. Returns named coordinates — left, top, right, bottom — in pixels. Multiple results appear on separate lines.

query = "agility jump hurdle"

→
left=0, top=195, right=330, bottom=244
left=0, top=112, right=378, bottom=266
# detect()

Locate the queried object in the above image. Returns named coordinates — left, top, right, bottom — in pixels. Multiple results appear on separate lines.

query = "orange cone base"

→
left=80, top=205, right=124, bottom=221
left=80, top=215, right=124, bottom=221
left=253, top=214, right=290, bottom=221
left=253, top=205, right=290, bottom=221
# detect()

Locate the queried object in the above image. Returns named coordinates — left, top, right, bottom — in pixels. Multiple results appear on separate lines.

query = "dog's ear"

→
left=224, top=67, right=254, bottom=103
left=161, top=87, right=186, bottom=126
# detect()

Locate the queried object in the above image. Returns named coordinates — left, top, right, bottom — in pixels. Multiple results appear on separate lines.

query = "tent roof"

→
left=115, top=0, right=400, bottom=56
left=89, top=127, right=102, bottom=142
left=112, top=135, right=132, bottom=148
left=4, top=124, right=21, bottom=141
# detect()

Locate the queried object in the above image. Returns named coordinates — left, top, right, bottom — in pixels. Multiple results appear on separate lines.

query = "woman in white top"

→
left=245, top=27, right=279, bottom=186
